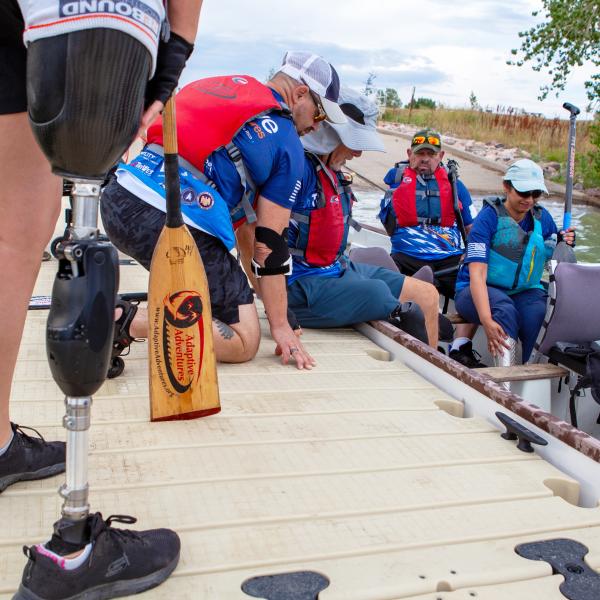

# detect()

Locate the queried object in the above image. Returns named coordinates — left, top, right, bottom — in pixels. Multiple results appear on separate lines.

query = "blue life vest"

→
left=289, top=154, right=358, bottom=267
left=117, top=145, right=236, bottom=250
left=485, top=196, right=546, bottom=294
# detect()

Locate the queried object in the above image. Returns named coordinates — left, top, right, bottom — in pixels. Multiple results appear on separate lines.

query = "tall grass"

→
left=382, top=107, right=598, bottom=186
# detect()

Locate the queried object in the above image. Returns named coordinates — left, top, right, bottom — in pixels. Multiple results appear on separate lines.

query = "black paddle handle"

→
left=163, top=96, right=184, bottom=228
left=446, top=159, right=468, bottom=247
left=562, top=102, right=580, bottom=230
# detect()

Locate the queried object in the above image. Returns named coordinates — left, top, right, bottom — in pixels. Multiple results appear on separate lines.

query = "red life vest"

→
left=147, top=75, right=283, bottom=171
left=392, top=165, right=456, bottom=227
left=290, top=155, right=349, bottom=267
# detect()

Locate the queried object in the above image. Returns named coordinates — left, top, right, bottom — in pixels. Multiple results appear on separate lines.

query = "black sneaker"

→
left=449, top=341, right=487, bottom=369
left=0, top=423, right=65, bottom=493
left=13, top=513, right=180, bottom=600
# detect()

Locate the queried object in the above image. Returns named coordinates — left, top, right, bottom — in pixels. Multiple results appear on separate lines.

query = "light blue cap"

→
left=503, top=159, right=548, bottom=193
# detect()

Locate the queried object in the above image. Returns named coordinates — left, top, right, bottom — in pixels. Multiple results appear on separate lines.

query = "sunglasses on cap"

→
left=412, top=134, right=441, bottom=147
left=508, top=182, right=543, bottom=199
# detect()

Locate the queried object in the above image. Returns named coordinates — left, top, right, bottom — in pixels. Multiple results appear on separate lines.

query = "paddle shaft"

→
left=562, top=102, right=580, bottom=231
left=446, top=159, right=468, bottom=247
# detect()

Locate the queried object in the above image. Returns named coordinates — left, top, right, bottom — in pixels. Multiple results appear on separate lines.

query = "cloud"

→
left=181, top=0, right=595, bottom=118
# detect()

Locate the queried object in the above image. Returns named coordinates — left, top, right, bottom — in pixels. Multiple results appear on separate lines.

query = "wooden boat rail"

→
left=368, top=319, right=600, bottom=463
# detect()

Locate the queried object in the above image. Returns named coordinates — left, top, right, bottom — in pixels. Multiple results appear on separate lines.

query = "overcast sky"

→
left=180, top=0, right=595, bottom=119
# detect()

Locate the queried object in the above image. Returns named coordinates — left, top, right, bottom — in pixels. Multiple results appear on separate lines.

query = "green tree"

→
left=469, top=91, right=480, bottom=110
left=508, top=0, right=599, bottom=107
left=362, top=72, right=377, bottom=96
left=412, top=97, right=436, bottom=109
left=385, top=88, right=402, bottom=108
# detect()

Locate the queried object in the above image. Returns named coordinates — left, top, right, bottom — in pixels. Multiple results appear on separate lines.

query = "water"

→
left=353, top=191, right=600, bottom=264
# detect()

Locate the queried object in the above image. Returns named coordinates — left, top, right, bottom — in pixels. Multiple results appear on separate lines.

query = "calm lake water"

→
left=353, top=191, right=600, bottom=264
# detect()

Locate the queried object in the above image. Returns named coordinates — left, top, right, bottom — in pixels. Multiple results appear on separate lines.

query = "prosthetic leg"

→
left=26, top=28, right=151, bottom=549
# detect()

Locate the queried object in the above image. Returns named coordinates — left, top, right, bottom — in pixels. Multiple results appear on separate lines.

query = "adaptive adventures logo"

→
left=161, top=291, right=204, bottom=394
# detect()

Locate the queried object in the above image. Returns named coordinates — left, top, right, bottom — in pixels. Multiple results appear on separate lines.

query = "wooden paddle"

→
left=148, top=96, right=220, bottom=421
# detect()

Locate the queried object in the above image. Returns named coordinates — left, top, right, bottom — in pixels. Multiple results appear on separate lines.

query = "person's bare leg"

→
left=0, top=113, right=61, bottom=445
left=399, top=277, right=440, bottom=347
left=129, top=301, right=261, bottom=363
left=455, top=322, right=478, bottom=342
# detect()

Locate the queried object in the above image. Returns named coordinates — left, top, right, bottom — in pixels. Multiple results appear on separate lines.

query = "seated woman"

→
left=454, top=159, right=575, bottom=365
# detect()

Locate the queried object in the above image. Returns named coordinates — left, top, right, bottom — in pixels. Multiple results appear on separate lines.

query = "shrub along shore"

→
left=381, top=107, right=600, bottom=194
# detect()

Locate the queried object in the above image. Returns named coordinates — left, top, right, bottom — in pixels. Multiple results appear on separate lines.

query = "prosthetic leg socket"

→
left=26, top=29, right=151, bottom=179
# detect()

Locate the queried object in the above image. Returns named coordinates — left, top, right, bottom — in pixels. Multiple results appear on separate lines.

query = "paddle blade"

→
left=552, top=241, right=577, bottom=264
left=148, top=224, right=220, bottom=421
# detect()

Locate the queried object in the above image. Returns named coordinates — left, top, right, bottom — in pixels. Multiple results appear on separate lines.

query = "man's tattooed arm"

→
left=213, top=318, right=235, bottom=340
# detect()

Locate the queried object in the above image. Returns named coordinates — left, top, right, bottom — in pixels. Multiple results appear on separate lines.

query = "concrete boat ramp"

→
left=2, top=251, right=600, bottom=599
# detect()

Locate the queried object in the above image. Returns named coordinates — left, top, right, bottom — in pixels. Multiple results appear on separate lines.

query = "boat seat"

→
left=530, top=262, right=600, bottom=427
left=534, top=262, right=600, bottom=359
left=348, top=246, right=400, bottom=272
left=478, top=363, right=569, bottom=383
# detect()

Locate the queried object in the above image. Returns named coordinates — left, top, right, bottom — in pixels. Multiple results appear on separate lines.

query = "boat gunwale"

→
left=367, top=319, right=600, bottom=464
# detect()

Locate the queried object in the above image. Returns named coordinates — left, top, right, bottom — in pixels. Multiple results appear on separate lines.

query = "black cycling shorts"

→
left=0, top=0, right=27, bottom=115
left=100, top=179, right=254, bottom=325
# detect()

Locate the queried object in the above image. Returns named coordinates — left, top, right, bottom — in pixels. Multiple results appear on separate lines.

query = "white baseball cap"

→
left=279, top=51, right=347, bottom=124
left=503, top=159, right=549, bottom=193
left=302, top=87, right=385, bottom=154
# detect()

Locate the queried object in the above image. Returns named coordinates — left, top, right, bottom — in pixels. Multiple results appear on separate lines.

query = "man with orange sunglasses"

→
left=378, top=129, right=481, bottom=366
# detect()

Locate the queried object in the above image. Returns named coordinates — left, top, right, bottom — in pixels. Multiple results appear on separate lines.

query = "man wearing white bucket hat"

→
left=287, top=88, right=441, bottom=347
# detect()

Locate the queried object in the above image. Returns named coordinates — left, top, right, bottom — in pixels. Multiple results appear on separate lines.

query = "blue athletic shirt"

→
left=287, top=155, right=344, bottom=285
left=455, top=202, right=558, bottom=292
left=381, top=167, right=475, bottom=260
left=204, top=90, right=304, bottom=221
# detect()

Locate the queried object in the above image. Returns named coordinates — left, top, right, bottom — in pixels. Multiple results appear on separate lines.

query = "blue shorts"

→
left=288, top=261, right=405, bottom=328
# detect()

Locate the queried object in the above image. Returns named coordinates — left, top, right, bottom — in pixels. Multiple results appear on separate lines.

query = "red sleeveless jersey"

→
left=147, top=75, right=283, bottom=171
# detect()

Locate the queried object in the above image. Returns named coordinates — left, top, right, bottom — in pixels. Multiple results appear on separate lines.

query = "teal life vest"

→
left=485, top=196, right=546, bottom=295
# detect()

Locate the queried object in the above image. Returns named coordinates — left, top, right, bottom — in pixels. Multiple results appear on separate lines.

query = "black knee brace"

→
left=26, top=28, right=151, bottom=180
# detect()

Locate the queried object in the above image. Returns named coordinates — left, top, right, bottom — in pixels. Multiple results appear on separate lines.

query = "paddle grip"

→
left=562, top=102, right=581, bottom=116
left=162, top=96, right=184, bottom=228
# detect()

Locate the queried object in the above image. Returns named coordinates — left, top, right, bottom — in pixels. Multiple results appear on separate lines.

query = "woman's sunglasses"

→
left=511, top=185, right=543, bottom=200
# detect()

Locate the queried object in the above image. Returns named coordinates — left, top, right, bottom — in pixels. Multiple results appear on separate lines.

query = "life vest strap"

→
left=146, top=143, right=217, bottom=189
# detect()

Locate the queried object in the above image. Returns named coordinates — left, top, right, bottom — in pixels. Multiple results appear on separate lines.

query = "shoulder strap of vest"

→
left=532, top=204, right=543, bottom=221
left=393, top=161, right=408, bottom=185
left=224, top=141, right=257, bottom=223
left=483, top=195, right=505, bottom=213
left=336, top=170, right=362, bottom=232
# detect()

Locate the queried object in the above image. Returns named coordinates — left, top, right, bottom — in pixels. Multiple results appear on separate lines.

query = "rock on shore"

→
left=379, top=122, right=576, bottom=189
